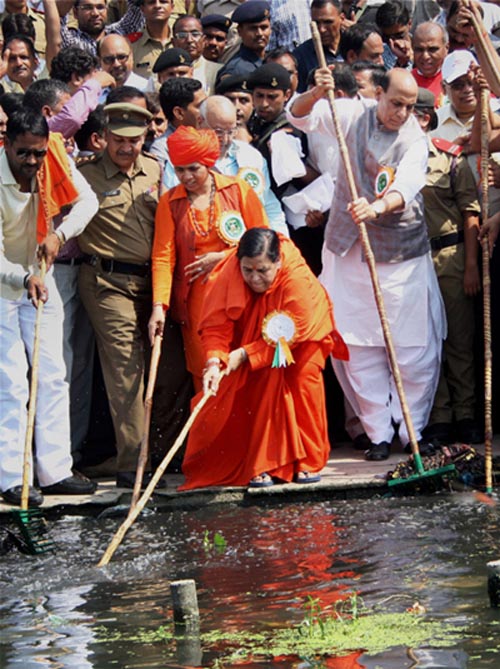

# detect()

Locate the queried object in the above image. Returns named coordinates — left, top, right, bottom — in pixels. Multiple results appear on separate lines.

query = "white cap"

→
left=442, top=50, right=478, bottom=84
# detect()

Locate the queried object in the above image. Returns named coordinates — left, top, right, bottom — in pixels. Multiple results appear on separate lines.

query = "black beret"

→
left=247, top=63, right=291, bottom=92
left=215, top=73, right=250, bottom=95
left=153, top=48, right=193, bottom=73
left=201, top=14, right=231, bottom=33
left=231, top=0, right=270, bottom=24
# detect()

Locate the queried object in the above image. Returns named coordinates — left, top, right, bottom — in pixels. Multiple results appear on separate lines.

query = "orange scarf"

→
left=36, top=132, right=79, bottom=244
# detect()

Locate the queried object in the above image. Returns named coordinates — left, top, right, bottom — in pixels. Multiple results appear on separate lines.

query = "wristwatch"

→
left=372, top=200, right=386, bottom=219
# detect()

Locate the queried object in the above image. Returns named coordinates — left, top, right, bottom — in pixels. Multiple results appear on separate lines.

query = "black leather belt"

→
left=55, top=257, right=83, bottom=266
left=83, top=254, right=151, bottom=278
left=430, top=230, right=464, bottom=251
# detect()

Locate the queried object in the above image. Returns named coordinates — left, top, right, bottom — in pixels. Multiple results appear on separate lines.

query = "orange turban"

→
left=168, top=126, right=220, bottom=167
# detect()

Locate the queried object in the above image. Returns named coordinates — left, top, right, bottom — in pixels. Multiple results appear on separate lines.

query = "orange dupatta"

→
left=36, top=132, right=79, bottom=244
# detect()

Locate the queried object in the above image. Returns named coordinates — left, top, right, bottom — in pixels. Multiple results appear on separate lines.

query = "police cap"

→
left=231, top=0, right=270, bottom=24
left=201, top=14, right=231, bottom=33
left=104, top=102, right=152, bottom=137
left=153, top=48, right=193, bottom=73
left=247, top=63, right=291, bottom=92
left=215, top=73, right=250, bottom=95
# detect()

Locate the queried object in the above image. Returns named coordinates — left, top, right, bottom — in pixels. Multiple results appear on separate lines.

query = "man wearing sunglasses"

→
left=0, top=109, right=98, bottom=506
left=99, top=34, right=148, bottom=91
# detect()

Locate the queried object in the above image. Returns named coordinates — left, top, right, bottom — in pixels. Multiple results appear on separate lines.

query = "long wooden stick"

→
left=480, top=87, right=494, bottom=494
left=310, top=22, right=422, bottom=464
left=130, top=333, right=163, bottom=509
left=98, top=387, right=216, bottom=567
left=21, top=259, right=46, bottom=510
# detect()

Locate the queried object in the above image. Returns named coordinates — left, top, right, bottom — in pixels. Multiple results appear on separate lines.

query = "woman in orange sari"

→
left=179, top=228, right=349, bottom=490
left=149, top=125, right=269, bottom=390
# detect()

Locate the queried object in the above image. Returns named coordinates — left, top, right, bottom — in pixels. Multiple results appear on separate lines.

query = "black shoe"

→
left=353, top=433, right=371, bottom=450
left=422, top=422, right=452, bottom=445
left=455, top=418, right=483, bottom=444
left=41, top=474, right=97, bottom=495
left=1, top=485, right=43, bottom=507
left=404, top=440, right=436, bottom=457
left=116, top=471, right=167, bottom=490
left=365, top=441, right=391, bottom=461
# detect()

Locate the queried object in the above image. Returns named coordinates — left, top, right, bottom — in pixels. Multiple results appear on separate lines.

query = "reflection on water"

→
left=1, top=495, right=499, bottom=668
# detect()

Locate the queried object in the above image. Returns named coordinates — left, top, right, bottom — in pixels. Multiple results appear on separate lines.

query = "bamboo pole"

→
left=479, top=87, right=493, bottom=494
left=310, top=22, right=422, bottom=466
left=130, top=333, right=163, bottom=510
left=21, top=259, right=46, bottom=509
left=98, top=388, right=215, bottom=567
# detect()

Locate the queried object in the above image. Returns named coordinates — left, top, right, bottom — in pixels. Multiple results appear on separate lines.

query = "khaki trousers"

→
left=79, top=264, right=151, bottom=472
left=430, top=244, right=476, bottom=423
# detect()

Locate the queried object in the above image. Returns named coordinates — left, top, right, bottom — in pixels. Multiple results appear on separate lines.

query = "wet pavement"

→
left=1, top=440, right=498, bottom=516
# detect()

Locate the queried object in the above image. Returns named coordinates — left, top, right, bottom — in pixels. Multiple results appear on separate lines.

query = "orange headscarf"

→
left=167, top=125, right=220, bottom=167
left=36, top=132, right=79, bottom=244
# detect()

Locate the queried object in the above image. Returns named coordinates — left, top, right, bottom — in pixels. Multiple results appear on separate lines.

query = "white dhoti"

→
left=0, top=271, right=74, bottom=491
left=321, top=242, right=446, bottom=446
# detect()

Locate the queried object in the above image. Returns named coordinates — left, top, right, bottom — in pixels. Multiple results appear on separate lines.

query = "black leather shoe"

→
left=365, top=441, right=391, bottom=461
left=353, top=433, right=371, bottom=450
left=116, top=471, right=167, bottom=489
left=404, top=440, right=436, bottom=457
left=41, top=474, right=97, bottom=495
left=422, top=422, right=453, bottom=445
left=455, top=418, right=483, bottom=444
left=1, top=485, right=43, bottom=507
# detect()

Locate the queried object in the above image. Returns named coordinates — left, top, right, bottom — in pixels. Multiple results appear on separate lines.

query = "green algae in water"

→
left=94, top=606, right=468, bottom=664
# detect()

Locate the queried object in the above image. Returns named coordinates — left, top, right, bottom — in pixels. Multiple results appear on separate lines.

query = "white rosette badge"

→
left=217, top=210, right=246, bottom=246
left=262, top=310, right=297, bottom=368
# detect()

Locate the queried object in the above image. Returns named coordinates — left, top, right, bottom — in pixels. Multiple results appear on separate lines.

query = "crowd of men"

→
left=1, top=0, right=500, bottom=504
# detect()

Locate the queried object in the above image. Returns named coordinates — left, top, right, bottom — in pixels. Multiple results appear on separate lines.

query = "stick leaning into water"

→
left=129, top=333, right=163, bottom=510
left=479, top=86, right=494, bottom=494
left=98, top=387, right=216, bottom=567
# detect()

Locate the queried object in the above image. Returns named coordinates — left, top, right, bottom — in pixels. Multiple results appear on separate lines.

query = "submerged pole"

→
left=487, top=560, right=500, bottom=607
left=170, top=579, right=202, bottom=665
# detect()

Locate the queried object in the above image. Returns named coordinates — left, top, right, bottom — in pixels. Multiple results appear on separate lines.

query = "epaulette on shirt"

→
left=127, top=32, right=143, bottom=43
left=75, top=153, right=99, bottom=167
left=432, top=137, right=463, bottom=157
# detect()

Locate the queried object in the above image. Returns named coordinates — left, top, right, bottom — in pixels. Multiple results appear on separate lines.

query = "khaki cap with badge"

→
left=104, top=103, right=153, bottom=137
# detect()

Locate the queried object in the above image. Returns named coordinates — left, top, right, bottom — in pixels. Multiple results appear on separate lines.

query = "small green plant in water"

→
left=203, top=530, right=227, bottom=554
left=299, top=596, right=326, bottom=639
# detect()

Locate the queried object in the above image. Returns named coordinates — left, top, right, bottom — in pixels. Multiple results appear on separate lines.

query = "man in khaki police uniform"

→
left=415, top=89, right=482, bottom=445
left=131, top=0, right=174, bottom=80
left=78, top=102, right=162, bottom=489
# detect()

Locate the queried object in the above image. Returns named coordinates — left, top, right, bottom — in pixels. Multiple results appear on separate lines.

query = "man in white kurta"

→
left=287, top=68, right=446, bottom=461
left=0, top=110, right=98, bottom=506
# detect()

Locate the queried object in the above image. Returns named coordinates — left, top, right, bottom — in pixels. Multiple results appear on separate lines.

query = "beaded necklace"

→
left=187, top=175, right=216, bottom=238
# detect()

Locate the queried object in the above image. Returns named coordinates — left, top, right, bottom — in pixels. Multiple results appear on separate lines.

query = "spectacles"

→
left=78, top=4, right=106, bottom=11
left=213, top=127, right=237, bottom=138
left=174, top=31, right=203, bottom=40
left=16, top=148, right=47, bottom=158
left=101, top=53, right=130, bottom=64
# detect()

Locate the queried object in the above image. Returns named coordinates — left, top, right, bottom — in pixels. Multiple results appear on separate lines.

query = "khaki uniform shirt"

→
left=423, top=139, right=480, bottom=240
left=78, top=152, right=161, bottom=265
left=132, top=27, right=173, bottom=79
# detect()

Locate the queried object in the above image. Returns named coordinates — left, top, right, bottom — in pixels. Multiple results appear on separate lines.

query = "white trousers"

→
left=322, top=246, right=445, bottom=447
left=53, top=263, right=95, bottom=461
left=332, top=324, right=442, bottom=446
left=0, top=272, right=73, bottom=491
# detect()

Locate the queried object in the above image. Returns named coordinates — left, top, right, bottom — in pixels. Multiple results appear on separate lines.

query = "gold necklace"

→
left=187, top=176, right=216, bottom=239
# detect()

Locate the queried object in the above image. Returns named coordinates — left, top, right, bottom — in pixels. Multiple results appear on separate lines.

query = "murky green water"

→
left=1, top=495, right=499, bottom=668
